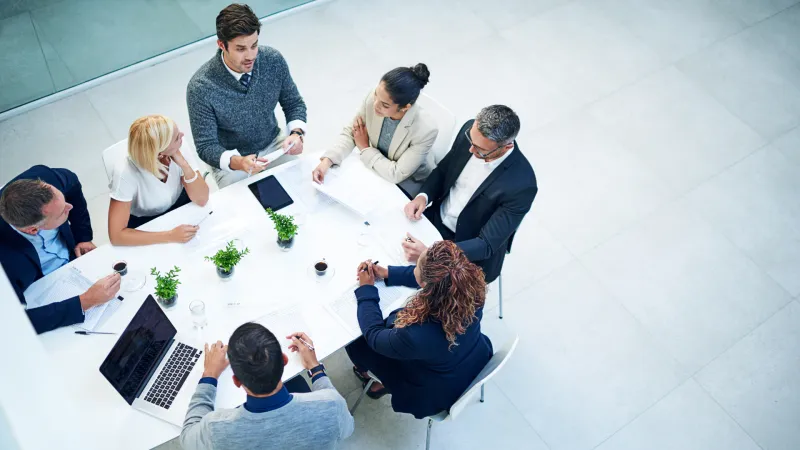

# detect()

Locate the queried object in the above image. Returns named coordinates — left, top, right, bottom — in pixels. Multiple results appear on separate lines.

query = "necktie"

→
left=240, top=73, right=251, bottom=88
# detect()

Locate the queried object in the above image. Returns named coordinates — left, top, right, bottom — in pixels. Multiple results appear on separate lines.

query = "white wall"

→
left=0, top=268, right=84, bottom=450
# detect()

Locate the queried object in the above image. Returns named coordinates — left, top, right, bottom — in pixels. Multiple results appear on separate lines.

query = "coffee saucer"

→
left=306, top=263, right=336, bottom=284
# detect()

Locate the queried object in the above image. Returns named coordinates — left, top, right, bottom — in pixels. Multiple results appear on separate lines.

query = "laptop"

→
left=99, top=295, right=204, bottom=426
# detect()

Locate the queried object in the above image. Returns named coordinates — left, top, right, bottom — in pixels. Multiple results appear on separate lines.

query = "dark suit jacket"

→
left=0, top=166, right=92, bottom=334
left=420, top=119, right=538, bottom=283
left=354, top=266, right=493, bottom=419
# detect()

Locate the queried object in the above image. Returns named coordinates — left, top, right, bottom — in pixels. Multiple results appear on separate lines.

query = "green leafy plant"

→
left=205, top=240, right=250, bottom=272
left=266, top=208, right=298, bottom=241
left=150, top=266, right=181, bottom=299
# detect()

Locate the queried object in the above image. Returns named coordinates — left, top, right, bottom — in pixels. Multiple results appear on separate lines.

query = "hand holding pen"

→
left=287, top=332, right=320, bottom=370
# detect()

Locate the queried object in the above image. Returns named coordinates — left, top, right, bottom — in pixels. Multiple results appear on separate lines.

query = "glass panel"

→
left=0, top=0, right=313, bottom=113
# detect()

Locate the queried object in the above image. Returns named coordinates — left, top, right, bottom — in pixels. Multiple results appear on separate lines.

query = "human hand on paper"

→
left=401, top=233, right=426, bottom=263
left=357, top=260, right=376, bottom=286
left=79, top=273, right=121, bottom=311
left=287, top=332, right=319, bottom=370
left=169, top=224, right=199, bottom=243
left=353, top=116, right=369, bottom=150
left=74, top=241, right=96, bottom=258
left=284, top=132, right=304, bottom=155
left=202, top=340, right=229, bottom=379
left=404, top=196, right=427, bottom=220
left=231, top=154, right=268, bottom=175
left=312, top=158, right=333, bottom=184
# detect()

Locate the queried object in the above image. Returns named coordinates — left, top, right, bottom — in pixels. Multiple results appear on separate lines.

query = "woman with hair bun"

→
left=345, top=240, right=493, bottom=419
left=313, top=63, right=439, bottom=196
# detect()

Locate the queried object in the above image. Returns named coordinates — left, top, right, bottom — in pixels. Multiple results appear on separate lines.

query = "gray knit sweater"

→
left=180, top=376, right=354, bottom=450
left=186, top=46, right=307, bottom=169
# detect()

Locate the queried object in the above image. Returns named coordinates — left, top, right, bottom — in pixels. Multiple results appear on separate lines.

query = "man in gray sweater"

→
left=187, top=3, right=308, bottom=188
left=180, top=323, right=354, bottom=450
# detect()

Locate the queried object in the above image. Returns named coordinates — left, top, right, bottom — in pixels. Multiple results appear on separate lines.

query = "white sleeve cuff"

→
left=287, top=120, right=308, bottom=136
left=219, top=149, right=241, bottom=173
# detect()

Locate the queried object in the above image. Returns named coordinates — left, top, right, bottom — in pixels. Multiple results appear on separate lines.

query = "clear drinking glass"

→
left=357, top=221, right=372, bottom=247
left=189, top=300, right=208, bottom=329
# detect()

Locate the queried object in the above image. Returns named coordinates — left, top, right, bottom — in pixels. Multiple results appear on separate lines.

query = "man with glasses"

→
left=402, top=105, right=537, bottom=283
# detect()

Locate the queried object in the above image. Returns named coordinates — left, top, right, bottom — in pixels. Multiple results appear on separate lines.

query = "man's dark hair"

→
left=475, top=105, right=520, bottom=145
left=0, top=179, right=53, bottom=228
left=227, top=323, right=284, bottom=395
left=216, top=3, right=261, bottom=49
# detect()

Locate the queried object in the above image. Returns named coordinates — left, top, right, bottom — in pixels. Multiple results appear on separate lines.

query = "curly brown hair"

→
left=394, top=241, right=486, bottom=349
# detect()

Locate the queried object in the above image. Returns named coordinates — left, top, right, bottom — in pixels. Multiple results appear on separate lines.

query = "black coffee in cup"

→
left=113, top=261, right=128, bottom=276
left=314, top=261, right=328, bottom=276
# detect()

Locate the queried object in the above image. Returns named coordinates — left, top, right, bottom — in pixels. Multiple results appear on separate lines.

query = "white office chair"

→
left=416, top=93, right=458, bottom=166
left=351, top=335, right=520, bottom=450
left=101, top=139, right=129, bottom=183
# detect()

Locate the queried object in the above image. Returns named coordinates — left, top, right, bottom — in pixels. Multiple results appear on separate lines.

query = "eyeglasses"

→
left=464, top=129, right=504, bottom=159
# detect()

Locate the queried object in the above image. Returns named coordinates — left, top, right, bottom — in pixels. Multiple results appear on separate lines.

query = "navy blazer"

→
left=355, top=265, right=493, bottom=419
left=420, top=119, right=538, bottom=283
left=0, top=166, right=93, bottom=334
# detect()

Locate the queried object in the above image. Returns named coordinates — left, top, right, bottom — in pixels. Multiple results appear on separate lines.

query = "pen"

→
left=405, top=236, right=414, bottom=242
left=75, top=331, right=117, bottom=335
left=361, top=261, right=379, bottom=272
left=294, top=335, right=315, bottom=351
left=196, top=211, right=213, bottom=226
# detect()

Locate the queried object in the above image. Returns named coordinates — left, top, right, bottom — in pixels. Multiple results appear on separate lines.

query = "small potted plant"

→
left=205, top=240, right=250, bottom=280
left=266, top=208, right=298, bottom=251
left=150, top=266, right=181, bottom=308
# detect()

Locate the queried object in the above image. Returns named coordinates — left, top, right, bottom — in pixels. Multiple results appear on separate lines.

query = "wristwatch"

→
left=290, top=129, right=305, bottom=141
left=307, top=363, right=325, bottom=378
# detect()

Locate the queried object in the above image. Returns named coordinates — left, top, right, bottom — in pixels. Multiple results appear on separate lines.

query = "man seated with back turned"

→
left=402, top=105, right=538, bottom=284
left=180, top=323, right=354, bottom=450
left=187, top=3, right=308, bottom=189
left=0, top=165, right=121, bottom=334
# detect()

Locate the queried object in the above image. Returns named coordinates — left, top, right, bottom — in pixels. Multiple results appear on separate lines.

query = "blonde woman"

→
left=108, top=115, right=209, bottom=246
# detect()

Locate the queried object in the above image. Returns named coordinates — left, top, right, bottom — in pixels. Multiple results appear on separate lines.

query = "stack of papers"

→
left=23, top=266, right=122, bottom=331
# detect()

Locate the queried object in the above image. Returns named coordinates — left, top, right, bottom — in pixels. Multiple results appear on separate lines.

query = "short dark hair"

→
left=380, top=63, right=430, bottom=107
left=227, top=323, right=283, bottom=395
left=0, top=179, right=53, bottom=228
left=216, top=3, right=261, bottom=48
left=475, top=105, right=520, bottom=145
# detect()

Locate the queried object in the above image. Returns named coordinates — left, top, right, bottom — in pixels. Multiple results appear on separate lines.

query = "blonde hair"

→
left=128, top=115, right=176, bottom=180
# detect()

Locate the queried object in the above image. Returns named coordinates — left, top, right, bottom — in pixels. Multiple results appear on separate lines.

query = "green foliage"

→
left=205, top=240, right=250, bottom=272
left=266, top=208, right=298, bottom=241
left=150, top=266, right=181, bottom=299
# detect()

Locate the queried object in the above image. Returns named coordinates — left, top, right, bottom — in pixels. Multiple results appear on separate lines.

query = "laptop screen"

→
left=99, top=295, right=177, bottom=404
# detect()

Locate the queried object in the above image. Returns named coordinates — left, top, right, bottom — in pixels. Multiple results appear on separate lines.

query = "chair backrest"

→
left=102, top=139, right=129, bottom=183
left=447, top=335, right=520, bottom=420
left=415, top=93, right=457, bottom=166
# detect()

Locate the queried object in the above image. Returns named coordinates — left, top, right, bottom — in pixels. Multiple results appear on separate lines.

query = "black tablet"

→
left=247, top=175, right=294, bottom=212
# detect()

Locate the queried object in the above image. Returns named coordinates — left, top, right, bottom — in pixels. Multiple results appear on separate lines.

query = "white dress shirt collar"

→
left=220, top=52, right=251, bottom=81
left=438, top=147, right=515, bottom=232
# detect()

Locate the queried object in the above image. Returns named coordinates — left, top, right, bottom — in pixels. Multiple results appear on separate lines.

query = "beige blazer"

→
left=323, top=90, right=438, bottom=183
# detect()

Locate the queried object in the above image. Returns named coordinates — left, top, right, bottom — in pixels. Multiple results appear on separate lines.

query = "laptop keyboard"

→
left=143, top=343, right=202, bottom=410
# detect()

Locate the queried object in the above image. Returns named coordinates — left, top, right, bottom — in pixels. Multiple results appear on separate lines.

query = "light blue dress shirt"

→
left=11, top=225, right=70, bottom=276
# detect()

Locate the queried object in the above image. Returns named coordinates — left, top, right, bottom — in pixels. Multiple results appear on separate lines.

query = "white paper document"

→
left=310, top=152, right=398, bottom=217
left=23, top=266, right=122, bottom=331
left=366, top=204, right=442, bottom=264
left=326, top=282, right=413, bottom=336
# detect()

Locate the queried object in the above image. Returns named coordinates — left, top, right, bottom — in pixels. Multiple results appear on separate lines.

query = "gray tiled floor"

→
left=2, top=0, right=800, bottom=449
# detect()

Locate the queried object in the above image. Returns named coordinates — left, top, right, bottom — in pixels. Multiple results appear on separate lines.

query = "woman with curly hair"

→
left=345, top=240, right=493, bottom=419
